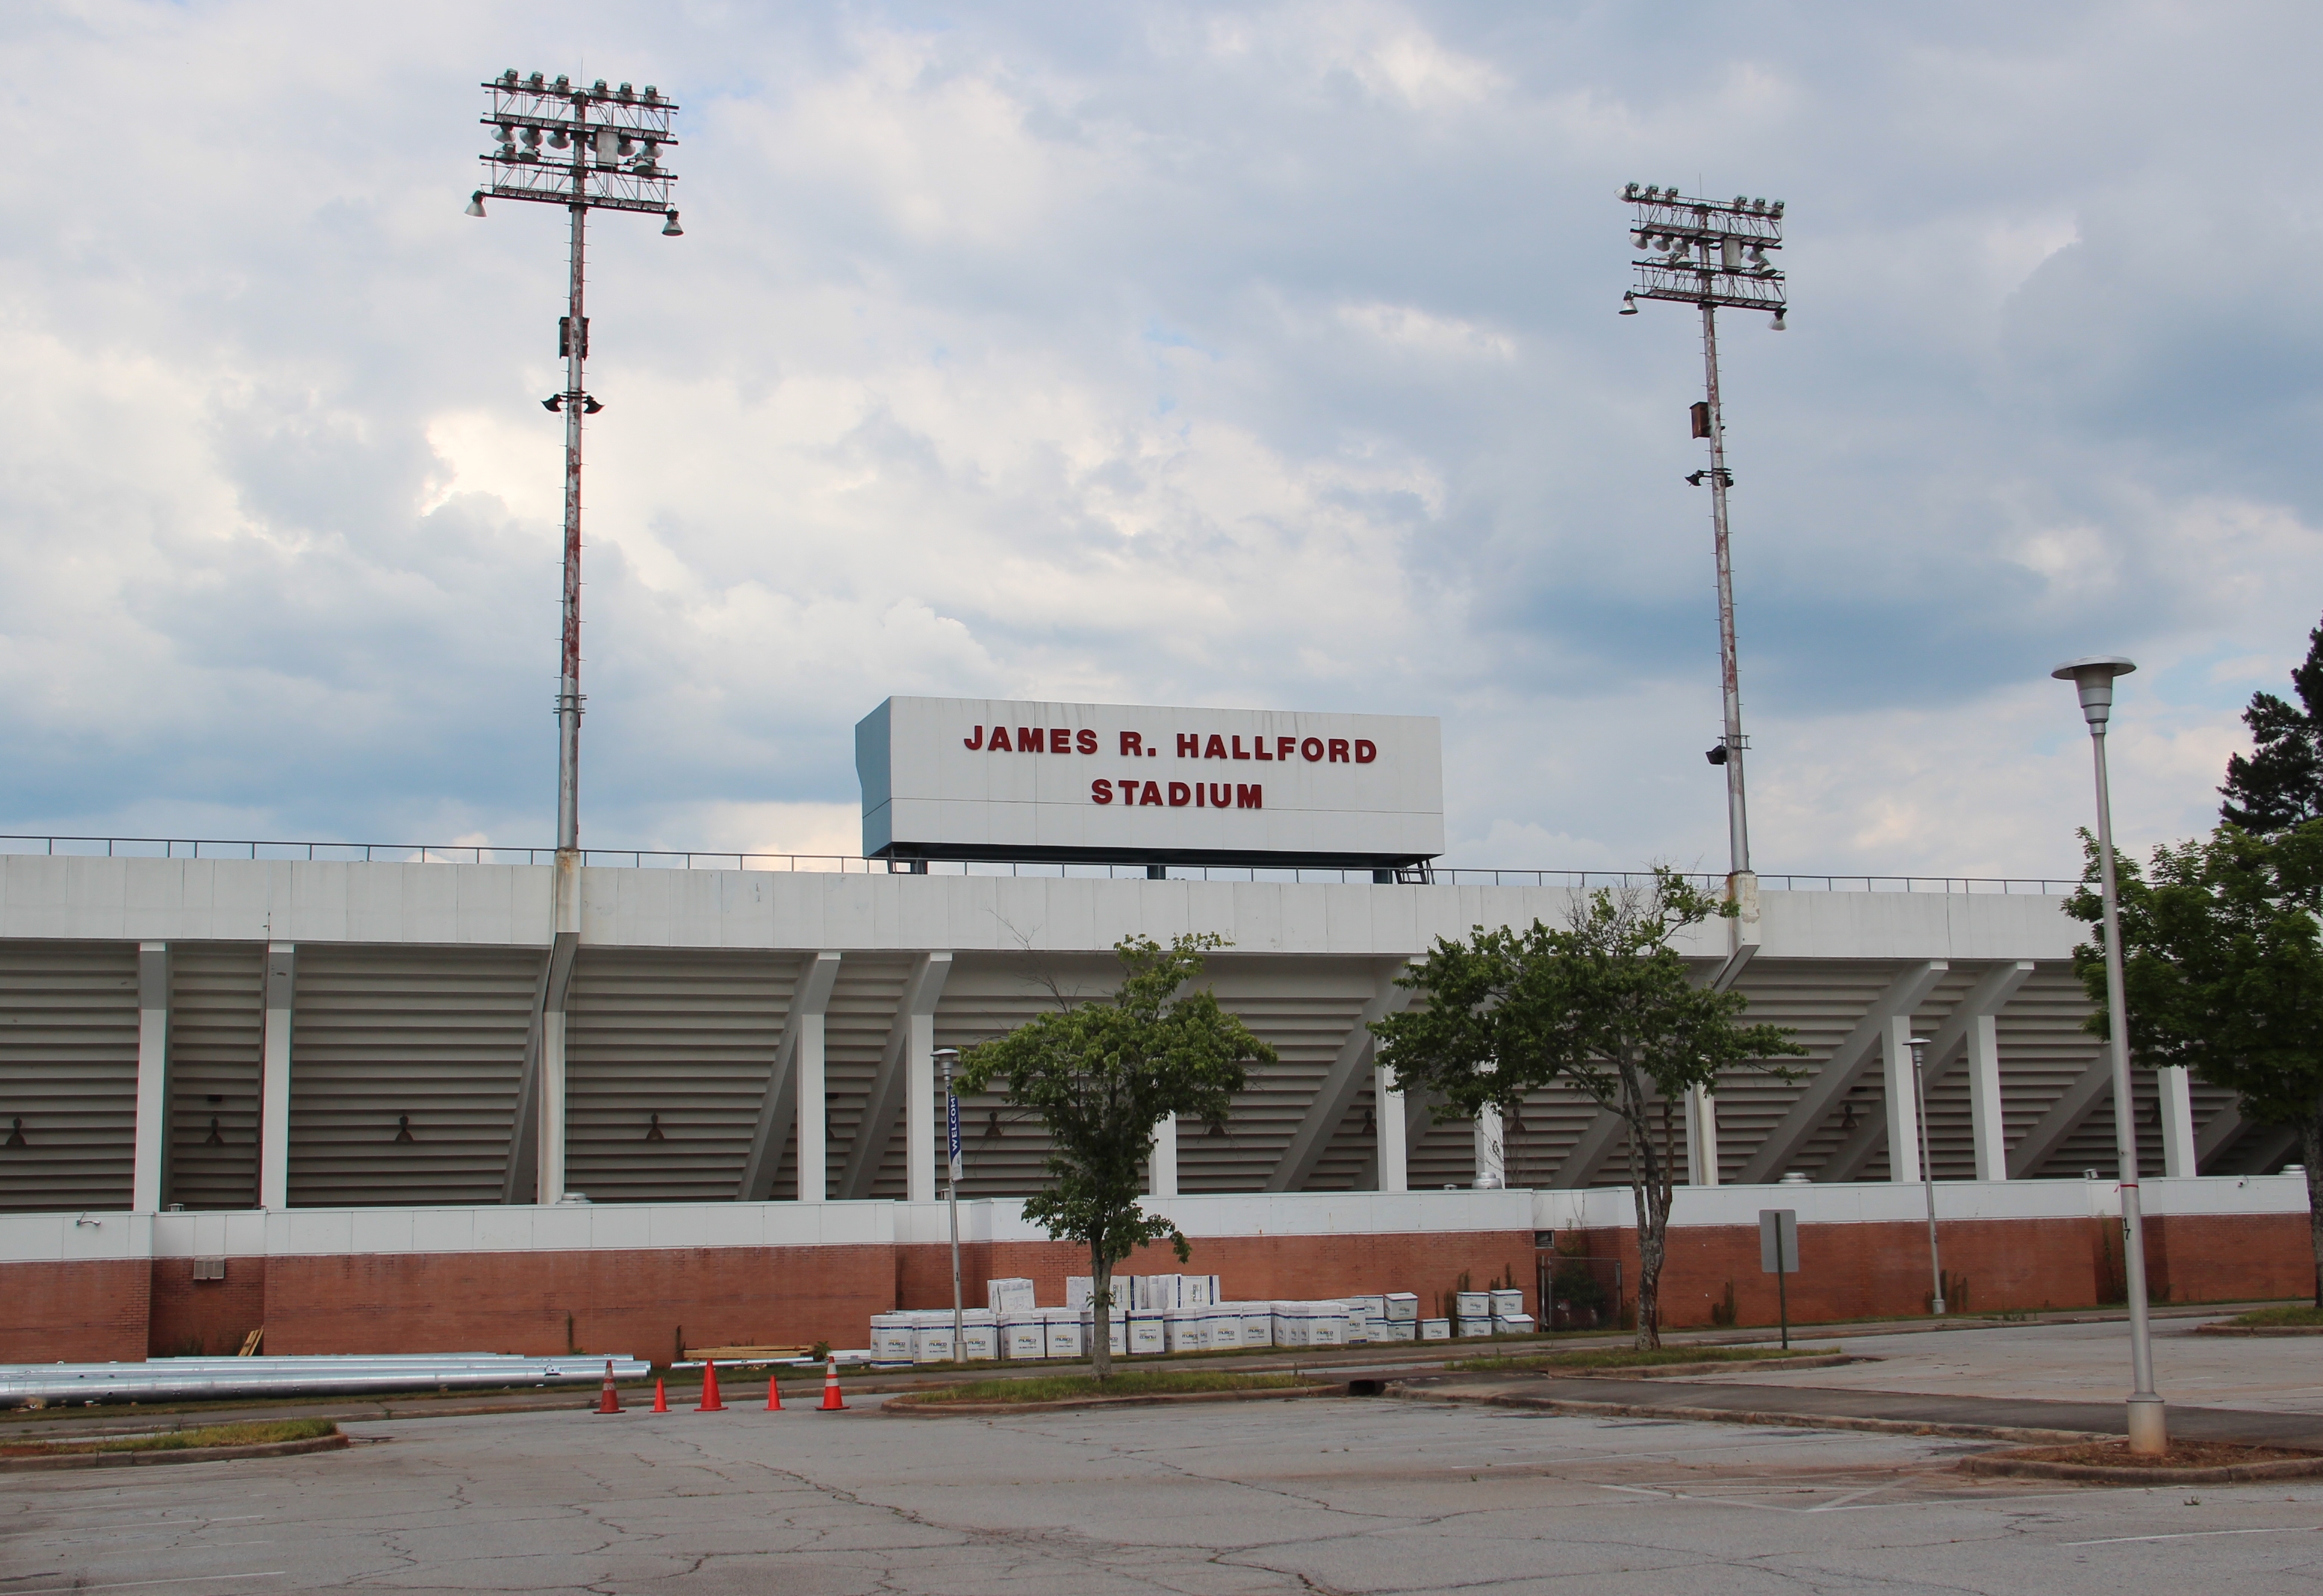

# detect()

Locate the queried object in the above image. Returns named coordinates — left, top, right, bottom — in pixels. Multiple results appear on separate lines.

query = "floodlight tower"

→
left=1617, top=184, right=1786, bottom=881
left=467, top=69, right=682, bottom=867
left=467, top=69, right=681, bottom=1205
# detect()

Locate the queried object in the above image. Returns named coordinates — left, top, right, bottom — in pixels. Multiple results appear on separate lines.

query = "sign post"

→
left=938, top=1047, right=964, bottom=1362
left=1758, top=1209, right=1799, bottom=1350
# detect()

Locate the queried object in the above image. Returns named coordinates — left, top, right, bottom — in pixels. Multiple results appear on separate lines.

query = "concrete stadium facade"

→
left=0, top=851, right=2310, bottom=1363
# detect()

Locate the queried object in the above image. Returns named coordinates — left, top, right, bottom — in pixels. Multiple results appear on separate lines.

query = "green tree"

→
left=2220, top=617, right=2323, bottom=832
left=1371, top=870, right=1801, bottom=1348
left=2065, top=823, right=2323, bottom=1306
left=957, top=933, right=1275, bottom=1378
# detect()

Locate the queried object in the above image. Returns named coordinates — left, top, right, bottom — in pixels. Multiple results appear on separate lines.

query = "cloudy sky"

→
left=1, top=0, right=2314, bottom=877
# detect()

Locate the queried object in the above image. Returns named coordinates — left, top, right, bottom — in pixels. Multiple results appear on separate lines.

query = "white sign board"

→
left=857, top=696, right=1444, bottom=867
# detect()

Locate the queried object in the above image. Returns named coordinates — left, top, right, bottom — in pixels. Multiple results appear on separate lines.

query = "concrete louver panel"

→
left=836, top=952, right=952, bottom=1203
left=0, top=940, right=139, bottom=1212
left=165, top=943, right=263, bottom=1211
left=935, top=952, right=1125, bottom=1201
left=563, top=949, right=797, bottom=1205
left=818, top=956, right=917, bottom=1200
left=1735, top=961, right=1948, bottom=1185
left=287, top=947, right=536, bottom=1207
left=1266, top=961, right=1414, bottom=1193
left=737, top=950, right=840, bottom=1203
left=1176, top=959, right=1387, bottom=1195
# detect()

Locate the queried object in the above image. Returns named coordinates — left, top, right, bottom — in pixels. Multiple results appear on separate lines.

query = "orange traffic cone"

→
left=765, top=1374, right=783, bottom=1412
left=594, top=1359, right=623, bottom=1415
left=651, top=1377, right=668, bottom=1413
left=696, top=1359, right=727, bottom=1412
left=818, top=1353, right=848, bottom=1412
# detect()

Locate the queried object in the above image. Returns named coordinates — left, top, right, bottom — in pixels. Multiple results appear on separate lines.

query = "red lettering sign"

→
left=989, top=726, right=1013, bottom=752
left=964, top=726, right=985, bottom=749
left=1254, top=737, right=1272, bottom=761
left=1167, top=782, right=1191, bottom=807
left=1204, top=735, right=1228, bottom=759
left=1176, top=733, right=1200, bottom=758
left=1076, top=729, right=1098, bottom=755
left=1091, top=779, right=1113, bottom=804
left=1236, top=784, right=1262, bottom=808
left=1328, top=738, right=1349, bottom=763
left=1301, top=737, right=1324, bottom=762
left=1120, top=731, right=1144, bottom=756
left=1355, top=739, right=1375, bottom=763
left=1278, top=736, right=1297, bottom=762
left=1139, top=781, right=1163, bottom=805
left=1207, top=782, right=1233, bottom=807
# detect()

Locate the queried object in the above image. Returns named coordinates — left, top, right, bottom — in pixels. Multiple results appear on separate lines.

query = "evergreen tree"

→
left=2221, top=617, right=2323, bottom=832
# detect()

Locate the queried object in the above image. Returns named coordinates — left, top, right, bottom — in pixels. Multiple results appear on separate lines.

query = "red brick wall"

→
left=2145, top=1213, right=2316, bottom=1304
left=260, top=1244, right=897, bottom=1361
left=898, top=1230, right=1542, bottom=1317
left=149, top=1257, right=267, bottom=1358
left=0, top=1259, right=149, bottom=1363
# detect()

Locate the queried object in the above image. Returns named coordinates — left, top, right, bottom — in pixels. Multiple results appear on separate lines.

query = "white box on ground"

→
left=1236, top=1307, right=1273, bottom=1347
left=1163, top=1310, right=1204, bottom=1354
left=1377, top=1321, right=1416, bottom=1342
left=1491, top=1314, right=1536, bottom=1336
left=1066, top=1277, right=1092, bottom=1309
left=960, top=1323, right=998, bottom=1359
left=1000, top=1318, right=1045, bottom=1360
left=1454, top=1318, right=1491, bottom=1338
left=869, top=1315, right=913, bottom=1362
left=1419, top=1318, right=1451, bottom=1341
left=1347, top=1294, right=1386, bottom=1321
left=1384, top=1292, right=1419, bottom=1324
left=1043, top=1312, right=1085, bottom=1360
left=987, top=1277, right=1036, bottom=1314
left=1127, top=1312, right=1166, bottom=1355
left=1455, top=1291, right=1492, bottom=1320
left=1489, top=1288, right=1525, bottom=1318
left=1269, top=1303, right=1307, bottom=1347
left=910, top=1326, right=957, bottom=1362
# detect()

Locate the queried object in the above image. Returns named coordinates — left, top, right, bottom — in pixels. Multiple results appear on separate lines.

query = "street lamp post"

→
left=467, top=69, right=682, bottom=871
left=1617, top=184, right=1787, bottom=882
left=1911, top=1035, right=1944, bottom=1315
left=2052, top=655, right=2168, bottom=1455
left=936, top=1046, right=965, bottom=1363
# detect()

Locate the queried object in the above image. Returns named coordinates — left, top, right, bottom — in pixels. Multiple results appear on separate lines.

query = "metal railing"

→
left=0, top=834, right=2081, bottom=895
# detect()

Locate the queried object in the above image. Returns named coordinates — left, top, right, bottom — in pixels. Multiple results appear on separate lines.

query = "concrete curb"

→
left=882, top=1383, right=1343, bottom=1418
left=2193, top=1324, right=2323, bottom=1337
left=0, top=1433, right=350, bottom=1473
left=1487, top=1354, right=1858, bottom=1380
left=1957, top=1450, right=2323, bottom=1485
left=1390, top=1385, right=2103, bottom=1446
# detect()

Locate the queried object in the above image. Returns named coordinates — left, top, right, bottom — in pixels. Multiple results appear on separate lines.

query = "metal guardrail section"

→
left=0, top=836, right=2077, bottom=895
left=0, top=1353, right=652, bottom=1406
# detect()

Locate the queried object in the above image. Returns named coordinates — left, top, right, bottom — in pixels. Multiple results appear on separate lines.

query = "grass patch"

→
left=1450, top=1344, right=1841, bottom=1374
left=2227, top=1304, right=2323, bottom=1327
left=0, top=1418, right=338, bottom=1458
left=905, top=1370, right=1308, bottom=1405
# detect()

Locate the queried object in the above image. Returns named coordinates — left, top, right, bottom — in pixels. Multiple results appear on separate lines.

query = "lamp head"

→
left=2051, top=655, right=2136, bottom=730
left=465, top=190, right=487, bottom=218
left=1620, top=290, right=1638, bottom=316
left=662, top=209, right=684, bottom=237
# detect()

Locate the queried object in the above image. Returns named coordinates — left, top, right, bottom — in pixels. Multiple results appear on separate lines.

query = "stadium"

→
left=0, top=693, right=2307, bottom=1367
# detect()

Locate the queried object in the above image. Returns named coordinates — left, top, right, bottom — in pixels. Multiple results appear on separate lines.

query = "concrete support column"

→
left=131, top=942, right=170, bottom=1213
left=907, top=1006, right=937, bottom=1205
left=1473, top=1105, right=1505, bottom=1189
left=259, top=942, right=295, bottom=1211
left=1149, top=1113, right=1178, bottom=1197
left=1882, top=1015, right=1922, bottom=1184
left=537, top=1008, right=567, bottom=1203
left=1967, top=1012, right=2008, bottom=1181
left=1685, top=1083, right=1720, bottom=1186
left=1375, top=1064, right=1408, bottom=1193
left=795, top=1004, right=828, bottom=1203
left=2158, top=1065, right=2197, bottom=1178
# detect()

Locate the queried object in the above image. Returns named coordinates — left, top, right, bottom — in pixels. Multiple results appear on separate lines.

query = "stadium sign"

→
left=856, top=696, right=1443, bottom=868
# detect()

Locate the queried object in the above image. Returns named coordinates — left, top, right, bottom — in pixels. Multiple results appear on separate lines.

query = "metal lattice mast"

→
left=1618, top=184, right=1786, bottom=882
left=467, top=69, right=683, bottom=861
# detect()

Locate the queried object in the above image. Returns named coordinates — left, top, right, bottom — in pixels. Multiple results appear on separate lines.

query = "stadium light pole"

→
left=467, top=69, right=682, bottom=873
left=2053, top=655, right=2168, bottom=1456
left=1617, top=184, right=1786, bottom=882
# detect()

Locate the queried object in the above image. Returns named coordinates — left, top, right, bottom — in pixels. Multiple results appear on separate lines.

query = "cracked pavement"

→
left=6, top=1391, right=2323, bottom=1594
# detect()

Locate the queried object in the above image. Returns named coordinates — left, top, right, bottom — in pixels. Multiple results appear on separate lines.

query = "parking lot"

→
left=7, top=1377, right=2322, bottom=1595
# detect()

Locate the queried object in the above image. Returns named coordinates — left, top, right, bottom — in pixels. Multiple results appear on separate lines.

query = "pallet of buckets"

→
left=864, top=1276, right=1464, bottom=1365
